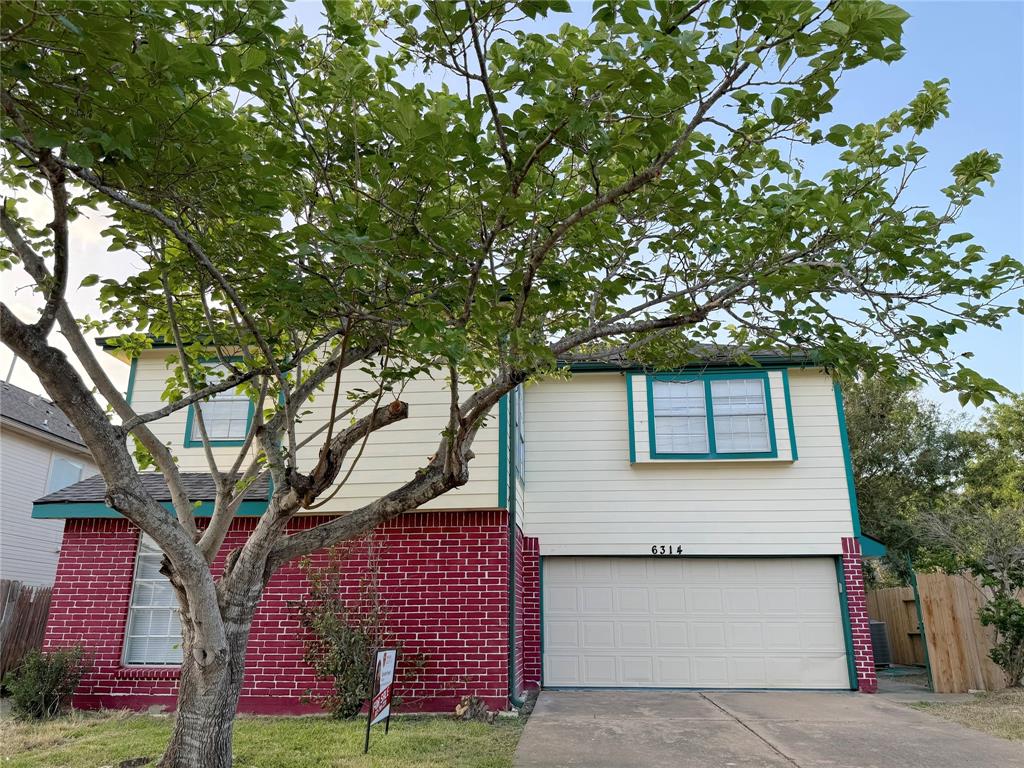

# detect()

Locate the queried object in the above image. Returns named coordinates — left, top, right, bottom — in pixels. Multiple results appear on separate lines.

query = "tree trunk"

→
left=159, top=599, right=256, bottom=768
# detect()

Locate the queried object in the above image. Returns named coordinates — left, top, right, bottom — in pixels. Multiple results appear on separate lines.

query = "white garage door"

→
left=543, top=557, right=850, bottom=689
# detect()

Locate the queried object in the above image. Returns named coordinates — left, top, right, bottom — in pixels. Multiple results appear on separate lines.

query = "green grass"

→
left=912, top=688, right=1024, bottom=741
left=0, top=710, right=524, bottom=768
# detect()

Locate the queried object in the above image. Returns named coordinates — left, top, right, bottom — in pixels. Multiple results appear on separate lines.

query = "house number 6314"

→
left=651, top=545, right=683, bottom=555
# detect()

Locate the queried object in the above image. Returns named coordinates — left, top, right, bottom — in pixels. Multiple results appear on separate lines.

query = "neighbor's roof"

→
left=0, top=380, right=86, bottom=447
left=34, top=471, right=271, bottom=505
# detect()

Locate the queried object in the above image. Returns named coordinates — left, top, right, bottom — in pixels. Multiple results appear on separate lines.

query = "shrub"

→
left=4, top=647, right=90, bottom=719
left=294, top=537, right=426, bottom=718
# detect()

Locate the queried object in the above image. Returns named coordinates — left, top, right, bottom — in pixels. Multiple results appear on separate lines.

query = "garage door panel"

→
left=543, top=557, right=849, bottom=689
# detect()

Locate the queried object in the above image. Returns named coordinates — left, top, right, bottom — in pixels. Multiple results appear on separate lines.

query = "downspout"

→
left=907, top=556, right=934, bottom=691
left=503, top=390, right=526, bottom=709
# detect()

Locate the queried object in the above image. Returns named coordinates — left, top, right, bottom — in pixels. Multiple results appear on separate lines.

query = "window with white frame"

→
left=650, top=375, right=773, bottom=457
left=46, top=456, right=83, bottom=493
left=190, top=363, right=250, bottom=443
left=124, top=534, right=182, bottom=666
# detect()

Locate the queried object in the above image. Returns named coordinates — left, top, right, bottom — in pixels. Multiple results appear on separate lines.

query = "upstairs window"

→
left=46, top=456, right=83, bottom=493
left=184, top=363, right=252, bottom=447
left=124, top=535, right=182, bottom=666
left=648, top=373, right=776, bottom=459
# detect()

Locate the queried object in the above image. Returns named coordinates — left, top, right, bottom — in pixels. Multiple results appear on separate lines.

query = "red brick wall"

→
left=841, top=536, right=877, bottom=693
left=519, top=537, right=541, bottom=692
left=44, top=510, right=517, bottom=713
left=511, top=528, right=540, bottom=700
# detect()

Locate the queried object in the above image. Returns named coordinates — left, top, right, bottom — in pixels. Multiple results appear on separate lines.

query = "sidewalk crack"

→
left=698, top=693, right=804, bottom=768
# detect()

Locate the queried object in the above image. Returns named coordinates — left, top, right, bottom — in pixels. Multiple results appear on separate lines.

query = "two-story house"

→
left=1, top=380, right=98, bottom=586
left=33, top=342, right=881, bottom=713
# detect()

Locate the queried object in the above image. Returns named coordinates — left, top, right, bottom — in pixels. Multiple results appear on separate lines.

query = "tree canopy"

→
left=2, top=2, right=1022, bottom=765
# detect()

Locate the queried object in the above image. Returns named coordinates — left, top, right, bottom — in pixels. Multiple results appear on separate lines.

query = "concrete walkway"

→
left=515, top=690, right=1024, bottom=768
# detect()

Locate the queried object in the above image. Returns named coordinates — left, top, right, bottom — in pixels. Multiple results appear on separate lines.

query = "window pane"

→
left=47, top=457, right=83, bottom=493
left=710, top=378, right=770, bottom=453
left=124, top=535, right=182, bottom=666
left=652, top=380, right=708, bottom=454
left=191, top=364, right=250, bottom=442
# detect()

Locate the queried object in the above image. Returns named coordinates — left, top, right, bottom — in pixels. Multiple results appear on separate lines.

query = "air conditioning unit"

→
left=869, top=620, right=892, bottom=668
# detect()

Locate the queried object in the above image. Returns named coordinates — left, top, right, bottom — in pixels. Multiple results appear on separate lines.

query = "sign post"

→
left=364, top=648, right=397, bottom=754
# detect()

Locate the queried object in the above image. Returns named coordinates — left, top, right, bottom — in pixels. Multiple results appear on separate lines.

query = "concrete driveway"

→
left=515, top=691, right=1024, bottom=768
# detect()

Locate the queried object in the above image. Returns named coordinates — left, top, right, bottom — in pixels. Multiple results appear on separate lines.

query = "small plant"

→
left=294, top=536, right=426, bottom=718
left=3, top=647, right=90, bottom=719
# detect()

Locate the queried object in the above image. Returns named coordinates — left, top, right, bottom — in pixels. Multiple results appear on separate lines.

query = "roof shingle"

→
left=34, top=472, right=270, bottom=505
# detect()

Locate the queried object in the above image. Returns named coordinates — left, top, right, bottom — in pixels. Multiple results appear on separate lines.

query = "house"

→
left=33, top=343, right=881, bottom=713
left=1, top=380, right=98, bottom=586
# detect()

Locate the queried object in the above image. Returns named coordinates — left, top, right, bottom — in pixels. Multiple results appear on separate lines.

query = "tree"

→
left=841, top=375, right=971, bottom=577
left=2, top=2, right=1022, bottom=765
left=963, top=394, right=1024, bottom=510
left=925, top=505, right=1024, bottom=687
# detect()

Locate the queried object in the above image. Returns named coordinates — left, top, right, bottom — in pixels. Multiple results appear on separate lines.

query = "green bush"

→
left=4, top=647, right=90, bottom=719
left=294, top=539, right=426, bottom=718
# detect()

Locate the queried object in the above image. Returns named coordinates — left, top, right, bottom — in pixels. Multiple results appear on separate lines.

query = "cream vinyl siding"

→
left=523, top=369, right=853, bottom=556
left=543, top=556, right=849, bottom=689
left=0, top=427, right=97, bottom=585
left=128, top=352, right=499, bottom=512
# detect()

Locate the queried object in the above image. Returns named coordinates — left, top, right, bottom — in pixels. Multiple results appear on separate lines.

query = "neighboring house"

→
left=1, top=381, right=98, bottom=586
left=34, top=342, right=882, bottom=713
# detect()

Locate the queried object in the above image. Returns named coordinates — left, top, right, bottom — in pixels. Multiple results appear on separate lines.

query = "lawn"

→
left=912, top=688, right=1024, bottom=741
left=0, top=710, right=524, bottom=768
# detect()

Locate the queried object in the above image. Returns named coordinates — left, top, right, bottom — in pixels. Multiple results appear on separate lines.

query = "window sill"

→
left=116, top=666, right=181, bottom=680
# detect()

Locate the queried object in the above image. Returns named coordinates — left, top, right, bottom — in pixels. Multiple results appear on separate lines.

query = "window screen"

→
left=46, top=457, right=83, bottom=493
left=651, top=379, right=708, bottom=454
left=710, top=377, right=770, bottom=452
left=123, top=535, right=182, bottom=666
left=191, top=364, right=250, bottom=442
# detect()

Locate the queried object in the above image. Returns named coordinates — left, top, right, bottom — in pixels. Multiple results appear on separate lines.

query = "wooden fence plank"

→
left=866, top=585, right=924, bottom=665
left=0, top=579, right=52, bottom=681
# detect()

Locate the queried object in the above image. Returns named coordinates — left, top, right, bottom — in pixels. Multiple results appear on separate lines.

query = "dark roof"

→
left=560, top=344, right=818, bottom=370
left=0, top=381, right=86, bottom=447
left=35, top=471, right=270, bottom=505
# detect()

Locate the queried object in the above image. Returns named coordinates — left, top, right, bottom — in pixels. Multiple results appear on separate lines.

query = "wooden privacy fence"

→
left=868, top=572, right=1019, bottom=693
left=0, top=579, right=52, bottom=681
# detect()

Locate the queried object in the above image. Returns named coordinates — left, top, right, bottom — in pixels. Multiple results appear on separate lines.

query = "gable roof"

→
left=34, top=471, right=271, bottom=505
left=0, top=380, right=86, bottom=448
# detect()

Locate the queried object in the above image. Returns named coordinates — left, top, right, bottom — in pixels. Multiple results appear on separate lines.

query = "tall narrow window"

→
left=514, top=385, right=526, bottom=481
left=187, top=363, right=251, bottom=445
left=124, top=535, right=182, bottom=666
left=651, top=379, right=708, bottom=454
left=710, top=378, right=770, bottom=452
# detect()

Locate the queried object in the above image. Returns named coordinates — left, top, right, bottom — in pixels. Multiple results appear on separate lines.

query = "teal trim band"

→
left=858, top=534, right=887, bottom=557
left=32, top=500, right=268, bottom=519
left=781, top=368, right=798, bottom=461
left=835, top=557, right=859, bottom=691
left=645, top=370, right=778, bottom=460
left=497, top=394, right=508, bottom=509
left=125, top=358, right=139, bottom=407
left=625, top=372, right=636, bottom=463
left=833, top=382, right=862, bottom=538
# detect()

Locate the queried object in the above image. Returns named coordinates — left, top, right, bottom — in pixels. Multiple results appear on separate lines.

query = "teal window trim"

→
left=645, top=370, right=778, bottom=460
left=625, top=372, right=637, bottom=463
left=780, top=368, right=798, bottom=460
left=183, top=357, right=254, bottom=449
left=835, top=557, right=859, bottom=690
left=125, top=358, right=138, bottom=406
left=832, top=382, right=862, bottom=539
left=497, top=394, right=509, bottom=509
left=32, top=500, right=267, bottom=519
